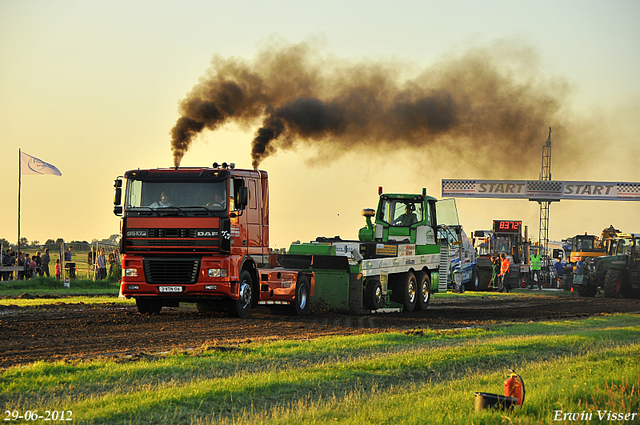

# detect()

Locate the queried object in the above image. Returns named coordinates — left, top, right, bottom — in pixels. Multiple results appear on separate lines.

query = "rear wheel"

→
left=603, top=269, right=625, bottom=298
left=415, top=271, right=431, bottom=311
left=364, top=279, right=382, bottom=311
left=227, top=270, right=253, bottom=318
left=393, top=271, right=417, bottom=312
left=136, top=297, right=163, bottom=314
left=291, top=274, right=310, bottom=315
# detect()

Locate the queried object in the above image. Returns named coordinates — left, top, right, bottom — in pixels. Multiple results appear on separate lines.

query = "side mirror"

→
left=236, top=186, right=248, bottom=210
left=113, top=177, right=123, bottom=216
left=114, top=187, right=122, bottom=206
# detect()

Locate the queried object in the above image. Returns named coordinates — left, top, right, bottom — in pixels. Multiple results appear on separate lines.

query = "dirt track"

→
left=1, top=292, right=638, bottom=369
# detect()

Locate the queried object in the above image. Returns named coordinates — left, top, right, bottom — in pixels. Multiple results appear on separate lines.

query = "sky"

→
left=1, top=0, right=639, bottom=249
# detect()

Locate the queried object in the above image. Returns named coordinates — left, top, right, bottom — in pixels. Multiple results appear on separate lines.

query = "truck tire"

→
left=393, top=271, right=417, bottom=312
left=470, top=267, right=480, bottom=291
left=227, top=270, right=253, bottom=318
left=415, top=271, right=431, bottom=311
left=364, top=279, right=382, bottom=311
left=603, top=269, right=625, bottom=298
left=136, top=297, right=163, bottom=314
left=291, top=274, right=310, bottom=315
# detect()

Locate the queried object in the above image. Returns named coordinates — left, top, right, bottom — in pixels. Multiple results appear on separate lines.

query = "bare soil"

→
left=1, top=292, right=638, bottom=369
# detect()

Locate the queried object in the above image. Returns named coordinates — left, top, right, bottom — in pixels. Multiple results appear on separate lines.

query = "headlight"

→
left=208, top=268, right=228, bottom=278
left=124, top=268, right=138, bottom=277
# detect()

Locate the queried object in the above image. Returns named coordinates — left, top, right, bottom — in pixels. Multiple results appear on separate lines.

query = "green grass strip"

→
left=1, top=314, right=638, bottom=424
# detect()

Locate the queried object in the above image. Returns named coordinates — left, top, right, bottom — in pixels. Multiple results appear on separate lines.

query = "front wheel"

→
left=227, top=270, right=254, bottom=318
left=364, top=279, right=382, bottom=311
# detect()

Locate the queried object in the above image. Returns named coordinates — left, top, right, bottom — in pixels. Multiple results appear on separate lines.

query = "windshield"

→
left=436, top=198, right=460, bottom=227
left=379, top=198, right=425, bottom=227
left=493, top=236, right=513, bottom=255
left=573, top=237, right=594, bottom=251
left=125, top=181, right=227, bottom=211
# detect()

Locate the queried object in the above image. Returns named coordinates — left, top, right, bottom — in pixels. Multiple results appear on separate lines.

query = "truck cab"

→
left=113, top=164, right=268, bottom=317
left=358, top=189, right=440, bottom=253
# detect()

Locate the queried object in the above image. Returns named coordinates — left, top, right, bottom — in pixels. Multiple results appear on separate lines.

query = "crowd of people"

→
left=1, top=245, right=120, bottom=282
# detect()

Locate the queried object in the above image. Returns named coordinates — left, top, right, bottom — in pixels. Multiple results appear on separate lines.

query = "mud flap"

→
left=349, top=273, right=363, bottom=314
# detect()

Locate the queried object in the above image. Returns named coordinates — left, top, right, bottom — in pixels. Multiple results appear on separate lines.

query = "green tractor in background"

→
left=573, top=233, right=640, bottom=298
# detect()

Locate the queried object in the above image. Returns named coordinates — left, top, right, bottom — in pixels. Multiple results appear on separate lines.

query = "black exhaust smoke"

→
left=170, top=40, right=567, bottom=170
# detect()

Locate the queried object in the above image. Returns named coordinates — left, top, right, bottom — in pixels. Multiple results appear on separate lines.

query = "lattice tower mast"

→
left=538, top=128, right=552, bottom=283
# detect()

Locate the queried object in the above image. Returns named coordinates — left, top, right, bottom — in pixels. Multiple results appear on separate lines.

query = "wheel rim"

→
left=239, top=281, right=252, bottom=309
left=375, top=286, right=382, bottom=304
left=298, top=285, right=307, bottom=309
left=408, top=280, right=416, bottom=303
left=421, top=281, right=429, bottom=302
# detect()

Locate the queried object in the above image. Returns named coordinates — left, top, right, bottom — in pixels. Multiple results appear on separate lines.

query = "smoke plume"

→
left=171, top=40, right=569, bottom=171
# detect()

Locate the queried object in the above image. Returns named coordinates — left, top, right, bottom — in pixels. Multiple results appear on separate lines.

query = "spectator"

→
left=24, top=254, right=32, bottom=279
left=1, top=250, right=10, bottom=281
left=55, top=259, right=61, bottom=280
left=65, top=247, right=72, bottom=262
left=96, top=248, right=107, bottom=280
left=7, top=249, right=16, bottom=280
left=28, top=255, right=37, bottom=279
left=17, top=252, right=25, bottom=280
left=88, top=247, right=95, bottom=267
left=41, top=248, right=51, bottom=277
left=108, top=252, right=115, bottom=277
left=34, top=251, right=42, bottom=277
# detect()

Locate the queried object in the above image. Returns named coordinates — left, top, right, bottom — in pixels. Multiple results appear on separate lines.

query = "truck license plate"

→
left=158, top=286, right=183, bottom=293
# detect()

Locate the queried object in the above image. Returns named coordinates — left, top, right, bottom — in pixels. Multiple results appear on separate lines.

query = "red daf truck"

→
left=113, top=163, right=272, bottom=317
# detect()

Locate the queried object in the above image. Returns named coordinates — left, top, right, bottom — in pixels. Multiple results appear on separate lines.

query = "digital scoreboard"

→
left=493, top=220, right=522, bottom=233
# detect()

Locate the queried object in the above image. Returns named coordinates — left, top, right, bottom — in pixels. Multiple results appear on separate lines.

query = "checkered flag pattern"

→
left=442, top=180, right=475, bottom=191
left=617, top=183, right=640, bottom=194
left=526, top=181, right=563, bottom=192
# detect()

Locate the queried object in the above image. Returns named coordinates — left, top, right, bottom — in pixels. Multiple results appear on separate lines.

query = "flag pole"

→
left=18, top=149, right=21, bottom=256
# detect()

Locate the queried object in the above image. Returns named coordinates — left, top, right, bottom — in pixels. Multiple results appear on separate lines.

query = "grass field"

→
left=1, top=312, right=638, bottom=424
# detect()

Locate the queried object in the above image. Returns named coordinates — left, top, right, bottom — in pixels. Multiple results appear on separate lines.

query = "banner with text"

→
left=442, top=180, right=640, bottom=201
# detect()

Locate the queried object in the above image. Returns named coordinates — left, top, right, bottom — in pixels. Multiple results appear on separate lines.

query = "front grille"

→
left=143, top=257, right=200, bottom=284
left=147, top=240, right=197, bottom=246
left=148, top=228, right=197, bottom=238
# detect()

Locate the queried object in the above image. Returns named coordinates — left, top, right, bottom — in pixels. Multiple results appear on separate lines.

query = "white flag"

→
left=21, top=151, right=62, bottom=176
